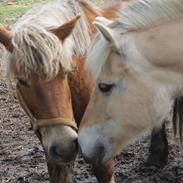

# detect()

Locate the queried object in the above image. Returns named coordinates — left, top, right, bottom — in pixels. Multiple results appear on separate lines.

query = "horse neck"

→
left=78, top=0, right=122, bottom=35
left=100, top=0, right=122, bottom=19
left=68, top=57, right=93, bottom=125
left=68, top=0, right=122, bottom=124
left=78, top=1, right=101, bottom=35
left=132, top=18, right=183, bottom=96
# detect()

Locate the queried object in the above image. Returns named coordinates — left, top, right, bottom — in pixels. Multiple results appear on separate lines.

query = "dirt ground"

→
left=1, top=46, right=183, bottom=183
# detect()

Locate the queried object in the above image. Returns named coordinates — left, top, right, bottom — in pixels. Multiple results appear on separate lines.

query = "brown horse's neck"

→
left=78, top=0, right=101, bottom=35
left=68, top=0, right=122, bottom=125
left=101, top=0, right=122, bottom=19
left=68, top=57, right=93, bottom=125
left=78, top=0, right=122, bottom=35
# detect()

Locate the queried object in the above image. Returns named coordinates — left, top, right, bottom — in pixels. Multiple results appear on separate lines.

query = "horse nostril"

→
left=72, top=138, right=79, bottom=152
left=93, top=144, right=106, bottom=164
left=97, top=145, right=105, bottom=162
left=50, top=145, right=61, bottom=159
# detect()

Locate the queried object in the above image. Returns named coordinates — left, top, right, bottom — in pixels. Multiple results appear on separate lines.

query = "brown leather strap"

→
left=35, top=118, right=77, bottom=131
left=16, top=88, right=78, bottom=132
left=16, top=88, right=36, bottom=123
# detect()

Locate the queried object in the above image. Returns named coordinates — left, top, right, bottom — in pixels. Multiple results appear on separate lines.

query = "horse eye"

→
left=17, top=78, right=29, bottom=87
left=98, top=83, right=114, bottom=93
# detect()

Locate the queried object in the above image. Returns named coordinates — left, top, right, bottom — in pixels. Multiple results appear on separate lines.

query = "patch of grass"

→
left=92, top=0, right=103, bottom=5
left=0, top=0, right=103, bottom=26
left=13, top=0, right=49, bottom=5
left=0, top=0, right=50, bottom=26
left=0, top=4, right=28, bottom=26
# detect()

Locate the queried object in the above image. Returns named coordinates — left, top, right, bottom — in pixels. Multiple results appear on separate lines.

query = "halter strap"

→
left=16, top=88, right=78, bottom=132
left=34, top=117, right=77, bottom=131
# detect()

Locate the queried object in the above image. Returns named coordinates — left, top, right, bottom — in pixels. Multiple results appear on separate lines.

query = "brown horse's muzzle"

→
left=40, top=124, right=79, bottom=165
left=17, top=88, right=79, bottom=164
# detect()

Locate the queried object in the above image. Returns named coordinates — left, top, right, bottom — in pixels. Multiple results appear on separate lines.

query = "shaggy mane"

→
left=116, top=0, right=183, bottom=31
left=87, top=0, right=183, bottom=80
left=6, top=0, right=100, bottom=80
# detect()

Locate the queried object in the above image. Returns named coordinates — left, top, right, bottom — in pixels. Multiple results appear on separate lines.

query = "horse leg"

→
left=92, top=160, right=115, bottom=183
left=47, top=162, right=73, bottom=183
left=146, top=121, right=168, bottom=167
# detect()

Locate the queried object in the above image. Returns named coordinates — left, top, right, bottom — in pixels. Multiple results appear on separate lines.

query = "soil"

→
left=1, top=46, right=183, bottom=183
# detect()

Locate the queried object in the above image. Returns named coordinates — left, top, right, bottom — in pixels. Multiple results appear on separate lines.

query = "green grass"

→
left=0, top=0, right=103, bottom=26
left=92, top=0, right=103, bottom=5
left=0, top=0, right=50, bottom=26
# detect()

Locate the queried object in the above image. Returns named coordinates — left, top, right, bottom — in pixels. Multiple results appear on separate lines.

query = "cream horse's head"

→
left=79, top=0, right=183, bottom=164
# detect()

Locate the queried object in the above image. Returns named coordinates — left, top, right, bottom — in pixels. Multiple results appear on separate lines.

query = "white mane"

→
left=116, top=0, right=183, bottom=31
left=87, top=0, right=183, bottom=80
left=6, top=0, right=100, bottom=80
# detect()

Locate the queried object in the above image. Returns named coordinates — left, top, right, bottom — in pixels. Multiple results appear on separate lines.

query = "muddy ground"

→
left=1, top=45, right=183, bottom=183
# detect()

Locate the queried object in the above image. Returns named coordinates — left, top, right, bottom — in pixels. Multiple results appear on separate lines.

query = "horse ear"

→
left=0, top=27, right=13, bottom=52
left=95, top=16, right=113, bottom=26
left=51, top=15, right=81, bottom=41
left=93, top=21, right=118, bottom=48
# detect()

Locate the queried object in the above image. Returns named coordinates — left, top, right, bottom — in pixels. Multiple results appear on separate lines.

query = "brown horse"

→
left=78, top=0, right=183, bottom=172
left=0, top=0, right=124, bottom=182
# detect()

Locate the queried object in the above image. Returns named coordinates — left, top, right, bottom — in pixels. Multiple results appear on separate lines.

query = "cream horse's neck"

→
left=132, top=17, right=183, bottom=96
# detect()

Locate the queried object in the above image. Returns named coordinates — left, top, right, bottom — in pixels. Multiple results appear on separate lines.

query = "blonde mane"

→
left=116, top=0, right=183, bottom=31
left=87, top=0, right=183, bottom=80
left=6, top=0, right=100, bottom=80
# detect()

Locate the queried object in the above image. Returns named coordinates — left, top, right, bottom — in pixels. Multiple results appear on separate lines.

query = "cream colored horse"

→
left=79, top=0, right=183, bottom=165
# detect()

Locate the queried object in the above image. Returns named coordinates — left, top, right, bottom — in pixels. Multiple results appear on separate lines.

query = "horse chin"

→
left=47, top=154, right=77, bottom=166
left=40, top=125, right=78, bottom=165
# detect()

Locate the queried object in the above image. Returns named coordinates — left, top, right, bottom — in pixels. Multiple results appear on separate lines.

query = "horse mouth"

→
left=47, top=152, right=77, bottom=166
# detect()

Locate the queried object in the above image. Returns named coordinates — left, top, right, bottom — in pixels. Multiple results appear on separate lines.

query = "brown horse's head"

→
left=0, top=16, right=80, bottom=165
